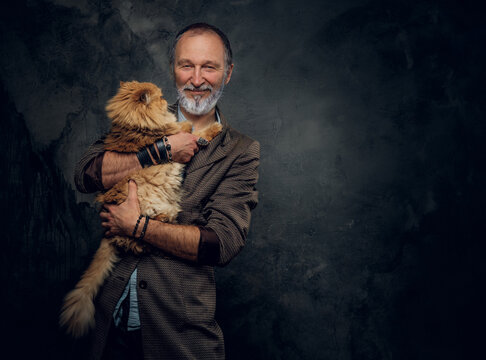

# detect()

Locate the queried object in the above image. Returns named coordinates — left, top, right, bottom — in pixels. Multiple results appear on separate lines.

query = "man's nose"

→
left=191, top=67, right=204, bottom=87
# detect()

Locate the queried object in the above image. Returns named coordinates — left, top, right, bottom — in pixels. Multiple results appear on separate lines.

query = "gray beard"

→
left=177, top=81, right=225, bottom=116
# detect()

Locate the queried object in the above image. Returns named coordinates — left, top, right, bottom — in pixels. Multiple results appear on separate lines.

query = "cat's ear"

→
left=140, top=91, right=151, bottom=105
left=119, top=81, right=126, bottom=86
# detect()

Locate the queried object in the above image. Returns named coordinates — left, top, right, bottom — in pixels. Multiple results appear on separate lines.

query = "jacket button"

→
left=139, top=280, right=147, bottom=289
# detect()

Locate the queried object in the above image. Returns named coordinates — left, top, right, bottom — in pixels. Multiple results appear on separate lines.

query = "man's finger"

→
left=127, top=180, right=139, bottom=203
left=100, top=212, right=110, bottom=220
left=101, top=221, right=110, bottom=228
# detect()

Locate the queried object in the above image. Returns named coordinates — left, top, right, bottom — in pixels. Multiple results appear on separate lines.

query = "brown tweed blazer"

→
left=74, top=104, right=259, bottom=360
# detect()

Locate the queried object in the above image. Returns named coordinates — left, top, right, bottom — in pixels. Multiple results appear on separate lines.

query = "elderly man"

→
left=74, top=23, right=260, bottom=360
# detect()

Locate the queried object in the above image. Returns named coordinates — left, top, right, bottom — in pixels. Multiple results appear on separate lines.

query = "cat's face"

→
left=106, top=81, right=176, bottom=129
left=121, top=80, right=167, bottom=111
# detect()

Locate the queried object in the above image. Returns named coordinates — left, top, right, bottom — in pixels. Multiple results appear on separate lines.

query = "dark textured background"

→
left=1, top=0, right=485, bottom=359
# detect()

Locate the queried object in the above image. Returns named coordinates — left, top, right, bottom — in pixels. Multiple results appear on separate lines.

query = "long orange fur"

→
left=59, top=81, right=222, bottom=338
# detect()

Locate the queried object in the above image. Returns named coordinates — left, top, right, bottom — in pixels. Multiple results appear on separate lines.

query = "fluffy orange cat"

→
left=59, top=80, right=222, bottom=338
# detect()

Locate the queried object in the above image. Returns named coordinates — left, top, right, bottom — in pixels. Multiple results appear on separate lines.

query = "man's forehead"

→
left=175, top=30, right=225, bottom=62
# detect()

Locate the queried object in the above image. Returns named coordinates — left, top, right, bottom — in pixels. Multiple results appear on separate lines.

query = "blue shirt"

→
left=112, top=105, right=221, bottom=331
left=112, top=268, right=140, bottom=330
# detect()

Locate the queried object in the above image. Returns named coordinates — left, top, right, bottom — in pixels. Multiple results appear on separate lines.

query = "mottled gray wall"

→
left=1, top=0, right=485, bottom=359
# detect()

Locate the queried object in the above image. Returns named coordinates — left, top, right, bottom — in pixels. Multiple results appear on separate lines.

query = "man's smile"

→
left=185, top=89, right=211, bottom=95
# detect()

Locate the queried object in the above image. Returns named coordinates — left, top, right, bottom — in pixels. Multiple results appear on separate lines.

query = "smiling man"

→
left=175, top=28, right=232, bottom=121
left=73, top=23, right=260, bottom=360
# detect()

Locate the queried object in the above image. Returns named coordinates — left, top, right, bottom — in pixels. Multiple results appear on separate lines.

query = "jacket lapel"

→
left=185, top=109, right=236, bottom=174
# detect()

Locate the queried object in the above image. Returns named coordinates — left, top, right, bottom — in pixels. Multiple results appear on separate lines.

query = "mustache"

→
left=182, top=83, right=213, bottom=91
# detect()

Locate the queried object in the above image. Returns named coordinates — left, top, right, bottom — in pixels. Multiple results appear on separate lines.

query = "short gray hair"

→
left=168, top=23, right=233, bottom=73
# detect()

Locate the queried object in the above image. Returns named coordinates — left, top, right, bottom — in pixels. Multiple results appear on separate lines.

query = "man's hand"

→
left=100, top=180, right=141, bottom=237
left=99, top=178, right=200, bottom=261
left=166, top=132, right=200, bottom=163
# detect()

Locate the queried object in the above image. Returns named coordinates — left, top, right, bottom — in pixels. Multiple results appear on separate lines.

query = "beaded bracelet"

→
left=138, top=215, right=150, bottom=242
left=163, top=136, right=173, bottom=162
left=132, top=214, right=144, bottom=237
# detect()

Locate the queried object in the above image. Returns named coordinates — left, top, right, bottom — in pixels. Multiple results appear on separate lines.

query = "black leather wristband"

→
left=136, top=147, right=153, bottom=167
left=147, top=143, right=160, bottom=164
left=154, top=139, right=168, bottom=164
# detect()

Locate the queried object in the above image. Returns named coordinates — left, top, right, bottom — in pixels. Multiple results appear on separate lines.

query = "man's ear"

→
left=224, top=64, right=234, bottom=85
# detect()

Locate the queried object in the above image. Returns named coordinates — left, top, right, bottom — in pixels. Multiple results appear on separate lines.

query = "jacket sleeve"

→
left=73, top=138, right=106, bottom=193
left=203, top=139, right=260, bottom=266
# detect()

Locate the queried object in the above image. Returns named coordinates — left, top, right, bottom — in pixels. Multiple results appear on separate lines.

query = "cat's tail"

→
left=59, top=238, right=119, bottom=338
